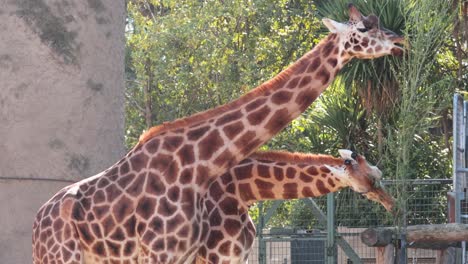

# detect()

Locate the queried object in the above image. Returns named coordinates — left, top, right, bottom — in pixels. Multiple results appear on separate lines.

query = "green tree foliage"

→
left=125, top=0, right=322, bottom=147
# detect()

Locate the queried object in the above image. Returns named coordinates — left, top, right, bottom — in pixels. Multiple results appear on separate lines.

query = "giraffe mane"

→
left=137, top=34, right=338, bottom=146
left=250, top=150, right=344, bottom=166
left=138, top=74, right=287, bottom=145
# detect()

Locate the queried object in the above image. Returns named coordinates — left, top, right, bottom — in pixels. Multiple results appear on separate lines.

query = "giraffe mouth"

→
left=362, top=187, right=395, bottom=212
left=390, top=36, right=407, bottom=56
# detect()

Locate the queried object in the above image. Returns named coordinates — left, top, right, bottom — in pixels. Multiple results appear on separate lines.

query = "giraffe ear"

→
left=338, top=149, right=353, bottom=160
left=322, top=18, right=347, bottom=33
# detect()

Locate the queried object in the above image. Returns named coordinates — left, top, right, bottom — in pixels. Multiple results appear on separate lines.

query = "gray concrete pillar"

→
left=0, top=0, right=125, bottom=262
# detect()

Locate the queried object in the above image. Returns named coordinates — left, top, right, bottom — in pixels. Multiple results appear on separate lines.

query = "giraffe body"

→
left=32, top=5, right=404, bottom=264
left=196, top=150, right=394, bottom=263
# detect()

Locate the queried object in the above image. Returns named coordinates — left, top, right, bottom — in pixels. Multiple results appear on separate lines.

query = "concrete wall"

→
left=0, top=0, right=125, bottom=262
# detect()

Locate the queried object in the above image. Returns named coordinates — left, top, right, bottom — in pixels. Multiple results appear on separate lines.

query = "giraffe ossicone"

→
left=196, top=149, right=394, bottom=263
left=33, top=4, right=403, bottom=264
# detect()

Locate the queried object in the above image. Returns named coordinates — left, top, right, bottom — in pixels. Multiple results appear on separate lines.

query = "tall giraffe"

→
left=32, top=5, right=404, bottom=264
left=195, top=149, right=394, bottom=263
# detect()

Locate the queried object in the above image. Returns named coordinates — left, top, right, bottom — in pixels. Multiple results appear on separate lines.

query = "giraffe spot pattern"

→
left=195, top=165, right=210, bottom=185
left=219, top=197, right=239, bottom=215
left=179, top=168, right=193, bottom=184
left=327, top=58, right=338, bottom=68
left=354, top=45, right=363, bottom=52
left=245, top=98, right=267, bottom=111
left=273, top=166, right=284, bottom=181
left=150, top=154, right=172, bottom=172
left=286, top=76, right=301, bottom=89
left=93, top=205, right=110, bottom=220
left=283, top=183, right=298, bottom=199
left=224, top=219, right=241, bottom=236
left=214, top=110, right=242, bottom=126
left=308, top=57, right=321, bottom=73
left=110, top=227, right=126, bottom=240
left=315, top=67, right=330, bottom=85
left=302, top=186, right=315, bottom=197
left=112, top=196, right=133, bottom=223
left=222, top=121, right=243, bottom=140
left=213, top=149, right=235, bottom=168
left=157, top=197, right=177, bottom=217
left=295, top=90, right=319, bottom=112
left=286, top=167, right=296, bottom=179
left=167, top=186, right=180, bottom=202
left=187, top=126, right=210, bottom=141
left=117, top=174, right=134, bottom=189
left=163, top=136, right=184, bottom=152
left=167, top=214, right=184, bottom=233
left=298, top=76, right=312, bottom=88
left=119, top=161, right=130, bottom=175
left=177, top=145, right=195, bottom=166
left=126, top=174, right=145, bottom=197
left=146, top=172, right=166, bottom=195
left=106, top=184, right=123, bottom=201
left=209, top=209, right=222, bottom=226
left=231, top=164, right=252, bottom=180
left=257, top=164, right=270, bottom=178
left=265, top=108, right=290, bottom=134
left=344, top=42, right=351, bottom=50
left=129, top=152, right=149, bottom=172
left=299, top=172, right=313, bottom=183
left=247, top=105, right=271, bottom=125
left=123, top=216, right=136, bottom=237
left=219, top=241, right=231, bottom=256
left=234, top=131, right=256, bottom=150
left=328, top=178, right=336, bottom=188
left=209, top=181, right=224, bottom=201
left=93, top=241, right=106, bottom=256
left=207, top=230, right=224, bottom=249
left=198, top=130, right=224, bottom=160
left=316, top=180, right=329, bottom=195
left=320, top=166, right=331, bottom=173
left=136, top=197, right=156, bottom=219
left=239, top=183, right=256, bottom=202
left=254, top=179, right=275, bottom=199
left=322, top=41, right=335, bottom=57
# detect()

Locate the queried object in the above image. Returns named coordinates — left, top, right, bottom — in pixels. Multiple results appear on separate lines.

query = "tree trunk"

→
left=144, top=57, right=153, bottom=129
left=0, top=1, right=125, bottom=263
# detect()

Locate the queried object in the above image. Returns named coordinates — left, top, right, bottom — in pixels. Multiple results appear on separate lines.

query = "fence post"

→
left=257, top=202, right=266, bottom=264
left=453, top=94, right=466, bottom=263
left=327, top=193, right=336, bottom=263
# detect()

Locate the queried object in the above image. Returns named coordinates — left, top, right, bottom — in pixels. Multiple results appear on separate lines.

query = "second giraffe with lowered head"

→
left=196, top=149, right=394, bottom=263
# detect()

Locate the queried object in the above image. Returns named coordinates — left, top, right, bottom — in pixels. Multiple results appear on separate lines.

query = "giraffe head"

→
left=326, top=149, right=395, bottom=212
left=322, top=3, right=405, bottom=59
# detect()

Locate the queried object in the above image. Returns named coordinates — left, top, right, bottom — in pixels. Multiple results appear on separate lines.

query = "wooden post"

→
left=376, top=244, right=394, bottom=264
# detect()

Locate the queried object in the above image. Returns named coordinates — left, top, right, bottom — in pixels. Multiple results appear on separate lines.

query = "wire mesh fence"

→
left=247, top=179, right=452, bottom=264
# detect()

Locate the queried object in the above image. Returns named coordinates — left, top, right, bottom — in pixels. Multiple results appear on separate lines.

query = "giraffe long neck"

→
left=134, top=34, right=347, bottom=187
left=225, top=151, right=348, bottom=207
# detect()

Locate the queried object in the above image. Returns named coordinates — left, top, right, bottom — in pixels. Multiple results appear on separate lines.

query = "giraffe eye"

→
left=344, top=159, right=352, bottom=165
left=357, top=28, right=369, bottom=33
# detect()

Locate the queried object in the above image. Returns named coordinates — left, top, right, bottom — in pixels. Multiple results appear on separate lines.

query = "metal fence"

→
left=247, top=179, right=452, bottom=264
